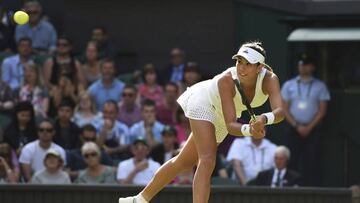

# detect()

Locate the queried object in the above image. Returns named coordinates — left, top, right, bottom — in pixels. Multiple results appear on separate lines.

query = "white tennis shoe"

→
left=119, top=196, right=136, bottom=203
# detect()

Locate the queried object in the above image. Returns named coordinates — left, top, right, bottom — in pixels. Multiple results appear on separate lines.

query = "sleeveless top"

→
left=50, top=56, right=77, bottom=86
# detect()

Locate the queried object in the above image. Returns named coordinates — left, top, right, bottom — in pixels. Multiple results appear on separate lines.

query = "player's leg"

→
left=190, top=119, right=217, bottom=203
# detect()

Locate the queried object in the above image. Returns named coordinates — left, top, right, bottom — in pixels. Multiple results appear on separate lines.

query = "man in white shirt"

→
left=19, top=119, right=66, bottom=182
left=226, top=136, right=277, bottom=185
left=117, top=138, right=160, bottom=185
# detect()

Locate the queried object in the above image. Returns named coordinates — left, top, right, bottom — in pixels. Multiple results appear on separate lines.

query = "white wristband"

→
left=263, top=112, right=275, bottom=125
left=241, top=124, right=251, bottom=136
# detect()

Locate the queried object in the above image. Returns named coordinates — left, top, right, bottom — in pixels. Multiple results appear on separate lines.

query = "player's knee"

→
left=199, top=155, right=216, bottom=170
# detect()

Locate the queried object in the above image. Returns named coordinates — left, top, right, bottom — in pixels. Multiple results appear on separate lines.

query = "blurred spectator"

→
left=15, top=1, right=57, bottom=55
left=75, top=142, right=116, bottom=184
left=30, top=148, right=71, bottom=184
left=117, top=137, right=160, bottom=185
left=0, top=143, right=20, bottom=183
left=179, top=61, right=202, bottom=93
left=171, top=143, right=193, bottom=185
left=95, top=100, right=129, bottom=158
left=53, top=99, right=80, bottom=150
left=0, top=81, right=15, bottom=118
left=117, top=84, right=142, bottom=128
left=150, top=125, right=179, bottom=165
left=88, top=58, right=125, bottom=111
left=91, top=26, right=116, bottom=59
left=81, top=41, right=101, bottom=86
left=43, top=36, right=85, bottom=92
left=65, top=124, right=113, bottom=180
left=212, top=153, right=228, bottom=179
left=129, top=99, right=165, bottom=148
left=72, top=91, right=102, bottom=127
left=1, top=37, right=33, bottom=93
left=174, top=108, right=191, bottom=145
left=281, top=54, right=330, bottom=186
left=19, top=63, right=49, bottom=119
left=156, top=82, right=179, bottom=125
left=0, top=7, right=16, bottom=52
left=160, top=48, right=186, bottom=85
left=4, top=101, right=37, bottom=152
left=226, top=136, right=276, bottom=185
left=19, top=119, right=66, bottom=182
left=251, top=146, right=301, bottom=187
left=138, top=63, right=164, bottom=106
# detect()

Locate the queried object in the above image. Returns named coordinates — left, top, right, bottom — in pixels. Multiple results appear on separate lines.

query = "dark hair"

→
left=93, top=26, right=107, bottom=35
left=18, top=37, right=32, bottom=46
left=104, top=99, right=118, bottom=112
left=38, top=118, right=55, bottom=128
left=242, top=40, right=266, bottom=57
left=101, top=58, right=115, bottom=67
left=142, top=63, right=158, bottom=82
left=57, top=36, right=73, bottom=46
left=13, top=101, right=36, bottom=129
left=142, top=99, right=156, bottom=109
left=124, top=84, right=137, bottom=93
left=58, top=98, right=75, bottom=110
left=80, top=124, right=97, bottom=134
left=184, top=61, right=200, bottom=73
left=175, top=107, right=185, bottom=123
left=161, top=125, right=177, bottom=137
left=165, top=81, right=179, bottom=92
left=298, top=53, right=316, bottom=66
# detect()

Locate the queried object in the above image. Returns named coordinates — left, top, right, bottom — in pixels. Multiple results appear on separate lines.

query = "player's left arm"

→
left=261, top=72, right=285, bottom=124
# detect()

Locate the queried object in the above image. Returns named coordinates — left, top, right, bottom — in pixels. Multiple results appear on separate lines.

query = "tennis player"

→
left=119, top=41, right=285, bottom=203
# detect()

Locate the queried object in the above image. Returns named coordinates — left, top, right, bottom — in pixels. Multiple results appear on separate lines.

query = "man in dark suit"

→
left=159, top=48, right=186, bottom=85
left=251, top=146, right=302, bottom=187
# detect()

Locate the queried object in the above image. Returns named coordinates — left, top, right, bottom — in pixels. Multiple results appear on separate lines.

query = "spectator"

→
left=212, top=153, right=229, bottom=179
left=171, top=144, right=193, bottom=185
left=75, top=142, right=116, bottom=184
left=88, top=58, right=125, bottom=110
left=174, top=108, right=191, bottom=145
left=43, top=36, right=85, bottom=92
left=252, top=146, right=301, bottom=187
left=129, top=99, right=165, bottom=148
left=81, top=41, right=102, bottom=86
left=53, top=99, right=80, bottom=150
left=0, top=81, right=15, bottom=118
left=138, top=63, right=164, bottom=106
left=0, top=143, right=20, bottom=183
left=156, top=82, right=179, bottom=125
left=15, top=1, right=57, bottom=55
left=226, top=136, right=276, bottom=185
left=91, top=26, right=116, bottom=59
left=117, top=84, right=142, bottom=128
left=19, top=63, right=49, bottom=119
left=65, top=124, right=113, bottom=180
left=1, top=37, right=33, bottom=93
left=31, top=148, right=71, bottom=184
left=4, top=101, right=37, bottom=152
left=117, top=138, right=160, bottom=185
left=281, top=54, right=330, bottom=186
left=160, top=48, right=186, bottom=85
left=95, top=100, right=129, bottom=159
left=179, top=61, right=202, bottom=93
left=19, top=119, right=66, bottom=182
left=150, top=125, right=179, bottom=165
left=72, top=91, right=102, bottom=127
left=0, top=7, right=16, bottom=52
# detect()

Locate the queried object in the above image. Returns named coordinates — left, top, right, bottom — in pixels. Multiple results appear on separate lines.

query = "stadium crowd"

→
left=0, top=1, right=330, bottom=187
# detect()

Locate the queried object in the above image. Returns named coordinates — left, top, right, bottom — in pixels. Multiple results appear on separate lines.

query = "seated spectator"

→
left=226, top=136, right=276, bottom=185
left=129, top=99, right=165, bottom=148
left=179, top=61, right=202, bottom=93
left=138, top=63, right=164, bottom=106
left=171, top=144, right=193, bottom=185
left=0, top=143, right=20, bottom=183
left=91, top=26, right=116, bottom=59
left=53, top=99, right=80, bottom=150
left=1, top=37, right=33, bottom=93
left=95, top=100, right=129, bottom=159
left=117, top=84, right=142, bottom=128
left=81, top=41, right=102, bottom=86
left=19, top=63, right=49, bottom=119
left=212, top=153, right=229, bottom=179
left=31, top=148, right=71, bottom=184
left=0, top=7, right=16, bottom=52
left=251, top=146, right=302, bottom=187
left=174, top=108, right=191, bottom=145
left=0, top=81, right=15, bottom=119
left=117, top=138, right=160, bottom=185
left=15, top=1, right=57, bottom=55
left=65, top=124, right=113, bottom=180
left=75, top=142, right=116, bottom=184
left=4, top=101, right=37, bottom=153
left=88, top=58, right=125, bottom=110
left=159, top=48, right=186, bottom=85
left=150, top=125, right=179, bottom=165
left=19, top=119, right=66, bottom=182
left=72, top=91, right=102, bottom=127
left=43, top=36, right=85, bottom=92
left=156, top=82, right=179, bottom=125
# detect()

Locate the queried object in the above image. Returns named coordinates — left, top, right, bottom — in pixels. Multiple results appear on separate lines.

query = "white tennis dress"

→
left=177, top=66, right=269, bottom=143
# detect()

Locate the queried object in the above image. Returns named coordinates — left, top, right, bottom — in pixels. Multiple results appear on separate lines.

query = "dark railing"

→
left=0, top=185, right=352, bottom=203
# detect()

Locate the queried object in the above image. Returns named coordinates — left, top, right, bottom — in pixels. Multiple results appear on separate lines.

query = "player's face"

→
left=236, top=57, right=261, bottom=80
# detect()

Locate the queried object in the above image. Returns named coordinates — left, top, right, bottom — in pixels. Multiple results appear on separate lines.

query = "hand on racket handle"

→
left=250, top=118, right=265, bottom=138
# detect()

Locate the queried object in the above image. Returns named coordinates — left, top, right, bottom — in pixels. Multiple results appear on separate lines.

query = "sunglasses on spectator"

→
left=122, top=93, right=135, bottom=97
left=83, top=152, right=98, bottom=159
left=38, top=128, right=53, bottom=133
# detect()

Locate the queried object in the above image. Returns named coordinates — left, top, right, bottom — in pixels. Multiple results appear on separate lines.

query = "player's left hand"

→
left=250, top=116, right=266, bottom=133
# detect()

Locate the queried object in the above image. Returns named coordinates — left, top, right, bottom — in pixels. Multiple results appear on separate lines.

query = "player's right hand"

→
left=250, top=122, right=265, bottom=139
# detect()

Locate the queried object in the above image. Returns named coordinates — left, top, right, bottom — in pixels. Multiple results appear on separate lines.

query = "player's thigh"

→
left=189, top=119, right=217, bottom=159
left=173, top=133, right=198, bottom=169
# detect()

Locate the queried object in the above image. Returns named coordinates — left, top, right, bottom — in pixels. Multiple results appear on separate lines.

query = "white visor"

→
left=232, top=46, right=265, bottom=64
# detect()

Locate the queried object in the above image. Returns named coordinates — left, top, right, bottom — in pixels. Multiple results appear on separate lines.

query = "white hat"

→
left=232, top=46, right=265, bottom=64
left=45, top=148, right=62, bottom=160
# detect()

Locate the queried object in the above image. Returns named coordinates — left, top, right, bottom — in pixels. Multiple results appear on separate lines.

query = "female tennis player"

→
left=119, top=41, right=284, bottom=203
